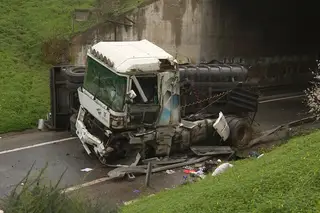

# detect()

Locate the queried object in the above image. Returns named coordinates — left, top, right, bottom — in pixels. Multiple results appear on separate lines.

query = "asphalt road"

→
left=0, top=97, right=310, bottom=201
left=0, top=131, right=106, bottom=197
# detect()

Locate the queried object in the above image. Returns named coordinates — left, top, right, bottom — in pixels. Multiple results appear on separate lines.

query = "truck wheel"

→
left=63, top=66, right=85, bottom=83
left=69, top=114, right=77, bottom=136
left=226, top=116, right=253, bottom=149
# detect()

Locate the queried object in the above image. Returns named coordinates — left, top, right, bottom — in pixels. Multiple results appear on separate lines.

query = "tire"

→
left=226, top=116, right=253, bottom=149
left=69, top=114, right=77, bottom=136
left=66, top=80, right=82, bottom=91
left=63, top=66, right=85, bottom=83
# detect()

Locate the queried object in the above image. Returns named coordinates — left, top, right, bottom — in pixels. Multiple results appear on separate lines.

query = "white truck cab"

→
left=76, top=40, right=181, bottom=162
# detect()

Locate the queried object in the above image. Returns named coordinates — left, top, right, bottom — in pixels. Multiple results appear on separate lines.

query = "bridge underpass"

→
left=201, top=0, right=320, bottom=96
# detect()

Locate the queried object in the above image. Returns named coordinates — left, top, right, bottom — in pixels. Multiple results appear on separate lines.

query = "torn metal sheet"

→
left=213, top=112, right=230, bottom=141
left=142, top=157, right=160, bottom=164
left=130, top=153, right=141, bottom=167
left=151, top=158, right=187, bottom=165
left=107, top=167, right=146, bottom=179
left=190, top=146, right=233, bottom=156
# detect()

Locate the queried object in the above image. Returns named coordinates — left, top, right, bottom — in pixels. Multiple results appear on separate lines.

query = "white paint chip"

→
left=81, top=168, right=93, bottom=172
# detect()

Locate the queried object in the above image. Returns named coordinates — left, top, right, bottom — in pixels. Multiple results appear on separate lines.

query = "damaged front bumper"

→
left=75, top=119, right=107, bottom=157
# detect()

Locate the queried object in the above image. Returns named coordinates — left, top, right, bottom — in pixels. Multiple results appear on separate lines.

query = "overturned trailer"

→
left=46, top=40, right=259, bottom=164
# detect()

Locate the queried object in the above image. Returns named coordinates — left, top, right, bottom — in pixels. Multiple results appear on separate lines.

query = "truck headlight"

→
left=110, top=115, right=124, bottom=129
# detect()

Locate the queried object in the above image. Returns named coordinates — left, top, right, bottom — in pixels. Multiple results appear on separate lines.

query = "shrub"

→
left=0, top=164, right=117, bottom=213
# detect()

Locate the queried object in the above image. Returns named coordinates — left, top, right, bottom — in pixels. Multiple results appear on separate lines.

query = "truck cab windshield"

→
left=83, top=56, right=127, bottom=112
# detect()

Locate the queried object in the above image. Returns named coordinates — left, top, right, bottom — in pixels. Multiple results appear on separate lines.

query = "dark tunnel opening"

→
left=233, top=0, right=320, bottom=56
left=213, top=0, right=320, bottom=93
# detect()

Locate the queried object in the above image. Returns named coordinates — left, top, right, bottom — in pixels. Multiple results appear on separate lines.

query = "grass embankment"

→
left=123, top=131, right=320, bottom=213
left=0, top=0, right=144, bottom=133
left=0, top=0, right=95, bottom=133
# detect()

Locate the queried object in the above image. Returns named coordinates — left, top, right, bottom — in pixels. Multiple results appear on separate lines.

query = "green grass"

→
left=122, top=131, right=320, bottom=213
left=0, top=0, right=145, bottom=133
left=0, top=0, right=96, bottom=133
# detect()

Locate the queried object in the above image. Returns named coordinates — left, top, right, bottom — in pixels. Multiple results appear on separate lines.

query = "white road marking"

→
left=259, top=94, right=305, bottom=104
left=62, top=177, right=113, bottom=193
left=0, top=137, right=77, bottom=155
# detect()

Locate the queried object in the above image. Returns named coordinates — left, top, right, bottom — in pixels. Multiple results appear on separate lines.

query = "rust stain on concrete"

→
left=135, top=8, right=147, bottom=40
left=162, top=0, right=187, bottom=47
left=191, top=0, right=200, bottom=12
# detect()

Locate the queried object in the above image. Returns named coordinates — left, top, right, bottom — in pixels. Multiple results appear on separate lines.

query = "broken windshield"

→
left=83, top=56, right=127, bottom=112
left=131, top=75, right=158, bottom=104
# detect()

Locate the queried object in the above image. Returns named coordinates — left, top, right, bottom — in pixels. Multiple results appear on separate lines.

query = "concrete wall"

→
left=69, top=0, right=269, bottom=65
left=71, top=0, right=204, bottom=65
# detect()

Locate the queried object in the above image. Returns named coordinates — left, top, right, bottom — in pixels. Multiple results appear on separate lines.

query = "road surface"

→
left=0, top=96, right=310, bottom=204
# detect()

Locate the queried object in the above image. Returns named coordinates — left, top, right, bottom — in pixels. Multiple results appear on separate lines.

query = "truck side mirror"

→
left=125, top=90, right=137, bottom=104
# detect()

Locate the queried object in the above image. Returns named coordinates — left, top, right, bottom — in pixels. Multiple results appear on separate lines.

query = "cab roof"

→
left=89, top=39, right=175, bottom=73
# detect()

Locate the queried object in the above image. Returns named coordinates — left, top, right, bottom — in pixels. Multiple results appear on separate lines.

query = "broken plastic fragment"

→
left=213, top=112, right=230, bottom=141
left=212, top=163, right=234, bottom=176
left=80, top=168, right=93, bottom=172
left=257, top=154, right=264, bottom=159
left=166, top=170, right=175, bottom=174
left=183, top=169, right=196, bottom=174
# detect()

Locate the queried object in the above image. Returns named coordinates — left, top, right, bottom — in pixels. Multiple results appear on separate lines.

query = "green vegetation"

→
left=0, top=0, right=145, bottom=133
left=0, top=0, right=95, bottom=133
left=122, top=131, right=320, bottom=213
left=0, top=165, right=116, bottom=213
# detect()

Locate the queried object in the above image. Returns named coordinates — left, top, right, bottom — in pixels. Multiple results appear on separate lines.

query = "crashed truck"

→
left=46, top=39, right=259, bottom=164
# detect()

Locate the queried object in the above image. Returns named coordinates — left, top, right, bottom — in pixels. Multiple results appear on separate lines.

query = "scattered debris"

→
left=126, top=173, right=136, bottom=181
left=212, top=163, right=234, bottom=176
left=257, top=154, right=264, bottom=159
left=133, top=189, right=140, bottom=193
left=80, top=168, right=93, bottom=172
left=190, top=146, right=234, bottom=156
left=37, top=119, right=45, bottom=131
left=213, top=111, right=230, bottom=141
left=183, top=169, right=196, bottom=174
left=130, top=153, right=141, bottom=167
left=108, top=166, right=146, bottom=179
left=249, top=151, right=261, bottom=158
left=145, top=162, right=152, bottom=187
left=165, top=170, right=175, bottom=174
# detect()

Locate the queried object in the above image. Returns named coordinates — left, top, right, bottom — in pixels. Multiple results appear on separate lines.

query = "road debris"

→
left=212, top=163, right=234, bottom=176
left=190, top=146, right=234, bottom=156
left=145, top=162, right=152, bottom=187
left=249, top=151, right=261, bottom=158
left=37, top=119, right=45, bottom=131
left=165, top=170, right=175, bottom=174
left=80, top=168, right=93, bottom=172
left=213, top=111, right=230, bottom=141
left=183, top=169, right=196, bottom=174
left=257, top=154, right=264, bottom=158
